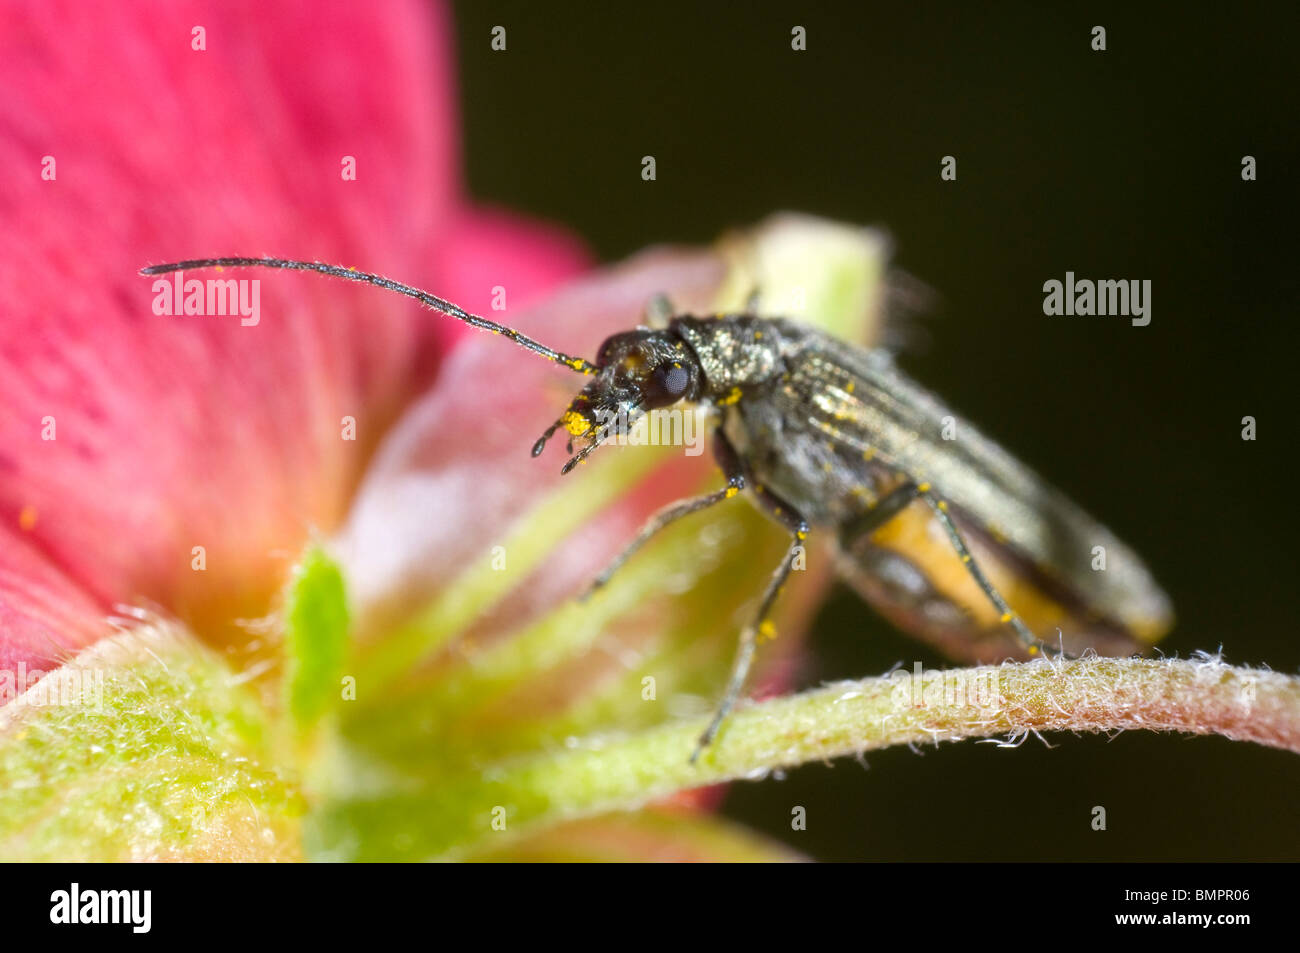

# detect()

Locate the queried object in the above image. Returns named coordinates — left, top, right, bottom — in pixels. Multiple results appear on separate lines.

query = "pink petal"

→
left=0, top=528, right=105, bottom=686
left=0, top=0, right=587, bottom=674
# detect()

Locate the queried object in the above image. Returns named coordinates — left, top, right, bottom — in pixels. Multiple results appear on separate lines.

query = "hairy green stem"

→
left=312, top=656, right=1300, bottom=860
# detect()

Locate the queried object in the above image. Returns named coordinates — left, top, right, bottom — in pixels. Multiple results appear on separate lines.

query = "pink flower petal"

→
left=0, top=0, right=587, bottom=674
left=0, top=528, right=105, bottom=687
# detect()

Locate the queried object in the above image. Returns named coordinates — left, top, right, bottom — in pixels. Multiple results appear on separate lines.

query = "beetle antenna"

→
left=139, top=257, right=598, bottom=375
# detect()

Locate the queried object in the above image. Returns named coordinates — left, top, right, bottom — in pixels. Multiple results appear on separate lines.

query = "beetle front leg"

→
left=692, top=482, right=810, bottom=763
left=581, top=428, right=746, bottom=600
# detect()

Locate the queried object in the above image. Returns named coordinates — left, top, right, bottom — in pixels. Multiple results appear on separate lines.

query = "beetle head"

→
left=532, top=328, right=700, bottom=473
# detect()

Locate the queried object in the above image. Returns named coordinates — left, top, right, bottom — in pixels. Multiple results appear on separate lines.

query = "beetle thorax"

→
left=671, top=315, right=785, bottom=396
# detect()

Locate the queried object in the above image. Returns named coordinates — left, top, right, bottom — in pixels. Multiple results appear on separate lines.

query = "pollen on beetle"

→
left=561, top=410, right=589, bottom=436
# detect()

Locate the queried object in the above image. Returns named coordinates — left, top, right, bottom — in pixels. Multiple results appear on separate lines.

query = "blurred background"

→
left=450, top=0, right=1298, bottom=860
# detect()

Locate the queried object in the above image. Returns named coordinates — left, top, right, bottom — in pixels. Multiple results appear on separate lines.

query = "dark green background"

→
left=450, top=1, right=1298, bottom=861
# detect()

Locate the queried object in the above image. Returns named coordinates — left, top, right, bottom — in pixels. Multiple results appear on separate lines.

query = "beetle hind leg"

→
left=841, top=478, right=1064, bottom=659
left=911, top=482, right=1063, bottom=659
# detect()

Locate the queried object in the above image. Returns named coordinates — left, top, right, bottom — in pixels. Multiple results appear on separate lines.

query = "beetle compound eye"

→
left=643, top=362, right=690, bottom=406
left=658, top=363, right=689, bottom=395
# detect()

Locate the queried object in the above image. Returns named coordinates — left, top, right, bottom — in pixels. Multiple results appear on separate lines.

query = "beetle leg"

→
left=906, top=482, right=1056, bottom=657
left=841, top=478, right=1058, bottom=657
left=580, top=429, right=745, bottom=600
left=911, top=482, right=1050, bottom=654
left=693, top=483, right=810, bottom=762
left=836, top=479, right=924, bottom=544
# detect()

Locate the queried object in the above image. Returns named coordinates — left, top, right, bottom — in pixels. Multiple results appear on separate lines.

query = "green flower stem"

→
left=508, top=657, right=1300, bottom=806
left=311, top=657, right=1299, bottom=859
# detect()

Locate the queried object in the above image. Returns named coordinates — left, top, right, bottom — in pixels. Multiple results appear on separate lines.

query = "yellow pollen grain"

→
left=724, top=486, right=739, bottom=499
left=757, top=620, right=777, bottom=642
left=562, top=410, right=589, bottom=436
left=917, top=482, right=931, bottom=493
left=1000, top=612, right=1014, bottom=623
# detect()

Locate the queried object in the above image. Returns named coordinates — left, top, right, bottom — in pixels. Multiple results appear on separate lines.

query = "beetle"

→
left=140, top=256, right=1175, bottom=761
